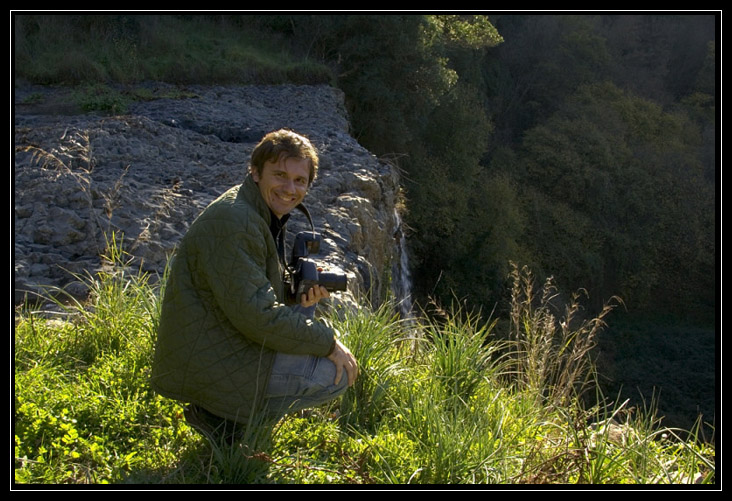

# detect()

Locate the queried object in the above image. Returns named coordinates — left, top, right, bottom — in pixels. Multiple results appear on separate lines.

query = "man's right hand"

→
left=327, top=338, right=358, bottom=387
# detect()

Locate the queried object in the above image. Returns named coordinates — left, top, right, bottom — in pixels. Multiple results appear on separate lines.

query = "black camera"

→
left=287, top=231, right=348, bottom=299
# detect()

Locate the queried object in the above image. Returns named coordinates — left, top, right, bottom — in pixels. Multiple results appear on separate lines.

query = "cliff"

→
left=14, top=83, right=407, bottom=310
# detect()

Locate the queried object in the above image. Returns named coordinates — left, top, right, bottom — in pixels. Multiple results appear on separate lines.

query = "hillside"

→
left=13, top=14, right=717, bottom=485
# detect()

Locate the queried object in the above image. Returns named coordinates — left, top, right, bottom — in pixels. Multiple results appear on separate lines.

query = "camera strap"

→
left=294, top=203, right=316, bottom=234
left=281, top=203, right=316, bottom=294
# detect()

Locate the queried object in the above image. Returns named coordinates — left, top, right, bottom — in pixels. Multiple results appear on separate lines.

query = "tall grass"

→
left=507, top=263, right=621, bottom=409
left=13, top=246, right=715, bottom=485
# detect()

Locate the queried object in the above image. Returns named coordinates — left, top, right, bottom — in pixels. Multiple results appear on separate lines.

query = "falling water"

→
left=392, top=209, right=414, bottom=319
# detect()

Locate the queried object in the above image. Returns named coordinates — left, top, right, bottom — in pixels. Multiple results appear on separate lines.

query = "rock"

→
left=14, top=83, right=409, bottom=310
left=588, top=418, right=637, bottom=448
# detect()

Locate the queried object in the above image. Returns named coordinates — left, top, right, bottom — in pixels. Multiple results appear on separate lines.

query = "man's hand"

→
left=327, top=338, right=358, bottom=387
left=299, top=289, right=357, bottom=386
left=300, top=285, right=330, bottom=309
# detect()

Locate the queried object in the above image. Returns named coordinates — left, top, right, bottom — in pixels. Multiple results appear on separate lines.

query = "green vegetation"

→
left=14, top=15, right=332, bottom=114
left=13, top=13, right=717, bottom=484
left=14, top=241, right=714, bottom=484
left=14, top=14, right=332, bottom=87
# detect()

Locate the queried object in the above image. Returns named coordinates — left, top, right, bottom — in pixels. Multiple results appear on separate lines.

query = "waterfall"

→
left=392, top=209, right=414, bottom=318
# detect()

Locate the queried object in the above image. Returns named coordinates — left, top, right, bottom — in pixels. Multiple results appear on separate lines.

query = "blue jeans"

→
left=183, top=304, right=346, bottom=442
left=260, top=304, right=348, bottom=419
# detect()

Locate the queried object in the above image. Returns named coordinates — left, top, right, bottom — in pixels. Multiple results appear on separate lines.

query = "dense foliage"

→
left=269, top=14, right=716, bottom=325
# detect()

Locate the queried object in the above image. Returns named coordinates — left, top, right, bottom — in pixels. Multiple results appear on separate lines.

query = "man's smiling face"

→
left=251, top=155, right=311, bottom=219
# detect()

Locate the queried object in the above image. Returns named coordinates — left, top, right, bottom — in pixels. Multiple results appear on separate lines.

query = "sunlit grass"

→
left=13, top=242, right=715, bottom=485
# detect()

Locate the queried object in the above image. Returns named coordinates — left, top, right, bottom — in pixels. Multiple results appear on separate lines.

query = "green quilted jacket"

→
left=150, top=175, right=336, bottom=423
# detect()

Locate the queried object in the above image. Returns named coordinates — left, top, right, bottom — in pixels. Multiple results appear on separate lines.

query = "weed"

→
left=13, top=245, right=714, bottom=485
left=507, top=262, right=622, bottom=409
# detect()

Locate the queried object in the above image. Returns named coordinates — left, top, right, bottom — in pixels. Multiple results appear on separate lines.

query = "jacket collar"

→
left=239, top=173, right=275, bottom=226
left=240, top=173, right=292, bottom=227
left=240, top=173, right=292, bottom=268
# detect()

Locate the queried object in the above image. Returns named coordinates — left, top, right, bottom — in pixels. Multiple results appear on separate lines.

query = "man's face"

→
left=251, top=156, right=311, bottom=219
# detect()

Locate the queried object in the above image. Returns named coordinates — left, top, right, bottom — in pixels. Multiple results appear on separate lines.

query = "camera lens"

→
left=318, top=272, right=348, bottom=292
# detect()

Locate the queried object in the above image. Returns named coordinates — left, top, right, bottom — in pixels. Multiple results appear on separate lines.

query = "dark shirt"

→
left=269, top=211, right=290, bottom=285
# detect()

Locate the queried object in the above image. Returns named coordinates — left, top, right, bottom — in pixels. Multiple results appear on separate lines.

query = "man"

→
left=151, top=129, right=358, bottom=442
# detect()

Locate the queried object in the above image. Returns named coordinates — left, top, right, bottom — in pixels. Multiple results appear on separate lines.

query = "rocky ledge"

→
left=14, top=83, right=407, bottom=310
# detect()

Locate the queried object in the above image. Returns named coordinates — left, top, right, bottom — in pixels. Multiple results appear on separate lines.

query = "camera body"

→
left=288, top=231, right=348, bottom=299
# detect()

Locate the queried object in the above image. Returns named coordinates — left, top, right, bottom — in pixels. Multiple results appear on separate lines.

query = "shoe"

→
left=184, top=404, right=241, bottom=445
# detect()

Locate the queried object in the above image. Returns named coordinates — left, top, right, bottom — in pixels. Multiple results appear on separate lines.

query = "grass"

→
left=13, top=244, right=715, bottom=485
left=15, top=15, right=333, bottom=86
left=14, top=15, right=334, bottom=113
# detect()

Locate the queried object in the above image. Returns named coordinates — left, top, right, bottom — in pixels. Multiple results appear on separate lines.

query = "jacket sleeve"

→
left=192, top=214, right=335, bottom=357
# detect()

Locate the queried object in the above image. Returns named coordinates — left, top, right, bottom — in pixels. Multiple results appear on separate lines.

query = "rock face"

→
left=14, top=83, right=407, bottom=310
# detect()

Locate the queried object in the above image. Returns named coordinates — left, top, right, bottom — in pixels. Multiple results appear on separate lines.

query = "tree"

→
left=246, top=14, right=505, bottom=314
left=514, top=82, right=714, bottom=319
left=483, top=15, right=612, bottom=146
